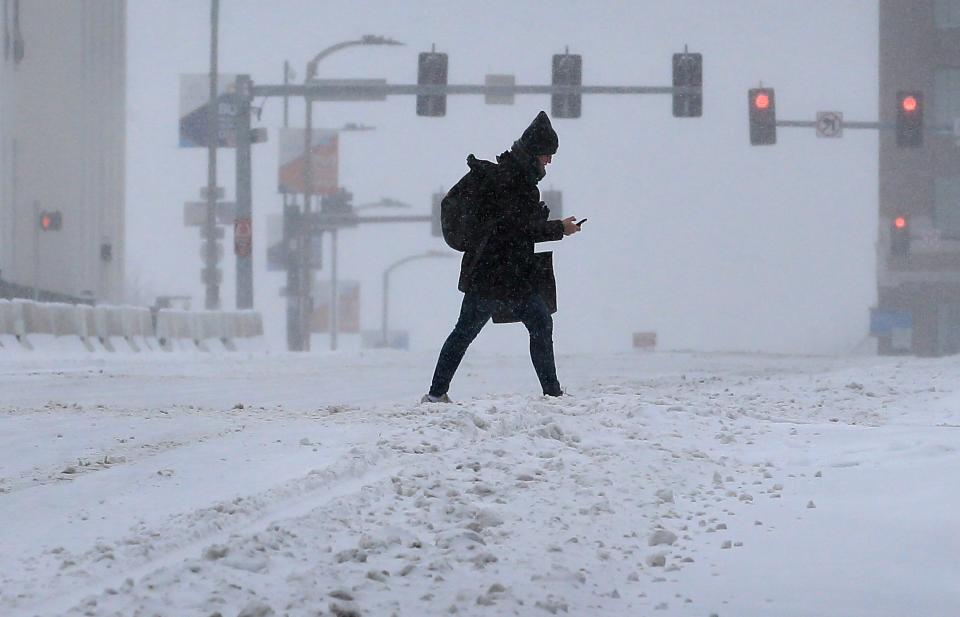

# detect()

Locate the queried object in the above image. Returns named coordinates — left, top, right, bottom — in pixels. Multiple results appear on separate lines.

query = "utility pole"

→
left=32, top=200, right=39, bottom=301
left=203, top=0, right=220, bottom=310
left=300, top=98, right=315, bottom=351
left=330, top=227, right=338, bottom=350
left=234, top=74, right=253, bottom=309
left=281, top=60, right=303, bottom=351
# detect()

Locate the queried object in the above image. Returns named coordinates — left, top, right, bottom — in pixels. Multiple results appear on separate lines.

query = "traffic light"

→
left=672, top=51, right=702, bottom=118
left=748, top=87, right=776, bottom=145
left=431, top=192, right=443, bottom=237
left=896, top=90, right=923, bottom=147
left=39, top=211, right=62, bottom=231
left=552, top=51, right=582, bottom=119
left=891, top=215, right=910, bottom=256
left=417, top=49, right=448, bottom=117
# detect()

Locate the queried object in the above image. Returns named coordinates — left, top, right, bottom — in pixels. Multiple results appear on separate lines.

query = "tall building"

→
left=0, top=0, right=125, bottom=303
left=878, top=0, right=960, bottom=355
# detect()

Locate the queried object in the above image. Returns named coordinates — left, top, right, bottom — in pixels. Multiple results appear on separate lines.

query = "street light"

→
left=382, top=250, right=455, bottom=347
left=306, top=35, right=404, bottom=81
left=296, top=35, right=404, bottom=353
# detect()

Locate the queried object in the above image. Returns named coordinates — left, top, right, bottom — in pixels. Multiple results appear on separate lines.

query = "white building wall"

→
left=0, top=0, right=125, bottom=302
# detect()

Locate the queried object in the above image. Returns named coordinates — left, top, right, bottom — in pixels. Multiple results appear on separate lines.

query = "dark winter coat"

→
left=457, top=147, right=565, bottom=306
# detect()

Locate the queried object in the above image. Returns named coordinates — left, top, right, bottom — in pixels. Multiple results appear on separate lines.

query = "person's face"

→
left=536, top=153, right=553, bottom=175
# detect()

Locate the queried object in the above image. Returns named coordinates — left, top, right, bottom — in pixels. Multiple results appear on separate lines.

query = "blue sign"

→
left=870, top=309, right=913, bottom=335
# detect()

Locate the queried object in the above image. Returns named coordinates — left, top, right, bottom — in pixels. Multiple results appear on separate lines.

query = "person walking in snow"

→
left=422, top=111, right=582, bottom=403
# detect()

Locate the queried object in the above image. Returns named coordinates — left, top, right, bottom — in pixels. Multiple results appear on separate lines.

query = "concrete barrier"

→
left=75, top=304, right=99, bottom=351
left=19, top=300, right=54, bottom=335
left=0, top=299, right=11, bottom=335
left=119, top=305, right=153, bottom=352
left=50, top=303, right=77, bottom=336
left=1, top=301, right=263, bottom=353
left=157, top=309, right=198, bottom=351
left=4, top=300, right=30, bottom=349
left=0, top=300, right=16, bottom=350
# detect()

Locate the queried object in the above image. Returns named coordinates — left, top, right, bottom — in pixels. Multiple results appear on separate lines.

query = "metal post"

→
left=282, top=60, right=301, bottom=351
left=235, top=74, right=253, bottom=309
left=301, top=99, right=314, bottom=351
left=330, top=228, right=338, bottom=351
left=381, top=266, right=389, bottom=347
left=283, top=60, right=290, bottom=128
left=379, top=252, right=452, bottom=349
left=32, top=200, right=39, bottom=301
left=203, top=0, right=220, bottom=310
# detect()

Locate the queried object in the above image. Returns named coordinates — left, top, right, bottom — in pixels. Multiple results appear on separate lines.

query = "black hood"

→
left=516, top=111, right=558, bottom=156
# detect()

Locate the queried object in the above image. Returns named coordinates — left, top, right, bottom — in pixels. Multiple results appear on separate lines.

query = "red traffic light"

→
left=901, top=96, right=918, bottom=113
left=894, top=216, right=907, bottom=229
left=754, top=92, right=770, bottom=110
left=38, top=210, right=62, bottom=231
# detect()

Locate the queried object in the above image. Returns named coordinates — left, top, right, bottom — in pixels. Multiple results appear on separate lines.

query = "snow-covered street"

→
left=2, top=350, right=958, bottom=616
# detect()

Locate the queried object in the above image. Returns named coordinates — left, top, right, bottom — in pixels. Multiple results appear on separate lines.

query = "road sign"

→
left=278, top=128, right=339, bottom=195
left=184, top=201, right=236, bottom=226
left=485, top=74, right=516, bottom=105
left=199, top=226, right=225, bottom=240
left=234, top=217, right=252, bottom=258
left=632, top=332, right=657, bottom=350
left=201, top=267, right=223, bottom=286
left=870, top=309, right=912, bottom=335
left=179, top=74, right=239, bottom=148
left=199, top=241, right=224, bottom=262
left=816, top=111, right=843, bottom=138
left=200, top=186, right=225, bottom=200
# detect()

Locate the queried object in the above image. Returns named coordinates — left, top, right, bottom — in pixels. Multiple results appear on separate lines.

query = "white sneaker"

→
left=420, top=393, right=452, bottom=404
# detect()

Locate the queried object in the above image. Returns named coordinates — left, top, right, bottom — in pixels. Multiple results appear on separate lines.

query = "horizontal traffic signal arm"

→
left=251, top=83, right=700, bottom=97
left=748, top=89, right=953, bottom=139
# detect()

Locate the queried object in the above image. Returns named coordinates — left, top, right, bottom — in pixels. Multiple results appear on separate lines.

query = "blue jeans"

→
left=429, top=293, right=562, bottom=397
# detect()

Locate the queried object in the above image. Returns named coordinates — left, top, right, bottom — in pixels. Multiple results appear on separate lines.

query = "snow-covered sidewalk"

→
left=1, top=351, right=958, bottom=616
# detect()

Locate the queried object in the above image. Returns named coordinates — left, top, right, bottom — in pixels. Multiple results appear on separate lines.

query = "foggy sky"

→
left=127, top=1, right=879, bottom=355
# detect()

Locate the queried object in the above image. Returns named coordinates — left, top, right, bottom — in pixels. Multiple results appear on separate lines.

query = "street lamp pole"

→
left=381, top=251, right=454, bottom=347
left=297, top=35, right=403, bottom=352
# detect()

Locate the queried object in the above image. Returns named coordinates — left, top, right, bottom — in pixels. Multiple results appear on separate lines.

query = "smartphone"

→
left=576, top=218, right=588, bottom=227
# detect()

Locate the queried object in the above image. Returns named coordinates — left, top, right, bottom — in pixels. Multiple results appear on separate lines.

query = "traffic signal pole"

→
left=300, top=99, right=315, bottom=351
left=235, top=75, right=254, bottom=310
left=204, top=0, right=220, bottom=310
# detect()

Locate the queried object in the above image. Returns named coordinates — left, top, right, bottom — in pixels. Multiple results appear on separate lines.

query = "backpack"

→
left=440, top=154, right=498, bottom=252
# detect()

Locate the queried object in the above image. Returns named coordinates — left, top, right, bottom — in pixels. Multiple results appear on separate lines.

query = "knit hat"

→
left=517, top=111, right=558, bottom=156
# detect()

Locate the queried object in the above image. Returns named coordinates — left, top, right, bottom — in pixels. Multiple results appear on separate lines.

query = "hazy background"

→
left=126, top=0, right=879, bottom=355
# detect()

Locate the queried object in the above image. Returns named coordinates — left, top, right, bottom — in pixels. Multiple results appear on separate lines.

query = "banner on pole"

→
left=278, top=128, right=339, bottom=195
left=310, top=279, right=359, bottom=333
